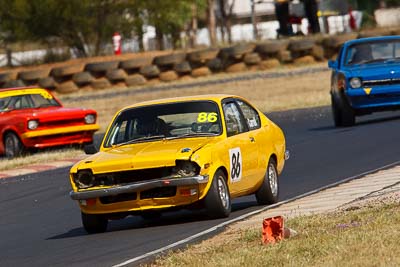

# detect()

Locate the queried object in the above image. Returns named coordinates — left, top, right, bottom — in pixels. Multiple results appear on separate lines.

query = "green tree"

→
left=0, top=0, right=208, bottom=58
left=0, top=0, right=136, bottom=57
left=141, top=0, right=206, bottom=50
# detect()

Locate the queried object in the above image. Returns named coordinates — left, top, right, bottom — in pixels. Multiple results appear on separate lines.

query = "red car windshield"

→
left=0, top=92, right=60, bottom=111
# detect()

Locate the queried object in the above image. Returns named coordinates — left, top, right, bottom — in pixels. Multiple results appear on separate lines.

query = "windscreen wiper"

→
left=112, top=135, right=165, bottom=148
left=166, top=132, right=218, bottom=140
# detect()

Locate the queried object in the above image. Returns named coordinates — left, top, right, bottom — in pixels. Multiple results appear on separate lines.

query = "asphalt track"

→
left=1, top=106, right=400, bottom=267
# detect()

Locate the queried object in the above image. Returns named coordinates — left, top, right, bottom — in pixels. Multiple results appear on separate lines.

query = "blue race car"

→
left=328, top=35, right=400, bottom=126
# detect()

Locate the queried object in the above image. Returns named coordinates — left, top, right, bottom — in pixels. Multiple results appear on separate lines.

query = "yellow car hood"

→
left=78, top=138, right=213, bottom=174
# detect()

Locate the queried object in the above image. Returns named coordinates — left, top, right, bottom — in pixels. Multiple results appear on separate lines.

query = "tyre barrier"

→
left=51, top=64, right=83, bottom=78
left=91, top=77, right=111, bottom=90
left=153, top=53, right=186, bottom=67
left=18, top=69, right=51, bottom=82
left=106, top=69, right=127, bottom=83
left=125, top=74, right=147, bottom=86
left=56, top=81, right=79, bottom=94
left=159, top=70, right=179, bottom=82
left=173, top=61, right=192, bottom=75
left=120, top=57, right=153, bottom=71
left=140, top=65, right=160, bottom=79
left=38, top=77, right=56, bottom=90
left=191, top=67, right=211, bottom=77
left=188, top=48, right=220, bottom=63
left=2, top=28, right=399, bottom=92
left=73, top=72, right=94, bottom=86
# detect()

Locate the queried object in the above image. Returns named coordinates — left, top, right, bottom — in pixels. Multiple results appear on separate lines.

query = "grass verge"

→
left=0, top=148, right=84, bottom=171
left=148, top=203, right=400, bottom=267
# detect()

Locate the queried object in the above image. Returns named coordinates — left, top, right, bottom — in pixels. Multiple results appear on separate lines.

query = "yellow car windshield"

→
left=104, top=101, right=222, bottom=147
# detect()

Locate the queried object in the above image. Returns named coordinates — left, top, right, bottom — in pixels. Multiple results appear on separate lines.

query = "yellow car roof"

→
left=123, top=94, right=244, bottom=109
left=0, top=87, right=52, bottom=99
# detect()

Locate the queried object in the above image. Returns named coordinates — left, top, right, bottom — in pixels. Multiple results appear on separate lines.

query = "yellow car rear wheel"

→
left=255, top=158, right=279, bottom=205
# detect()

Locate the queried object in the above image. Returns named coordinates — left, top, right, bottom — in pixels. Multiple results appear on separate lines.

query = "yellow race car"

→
left=69, top=94, right=288, bottom=233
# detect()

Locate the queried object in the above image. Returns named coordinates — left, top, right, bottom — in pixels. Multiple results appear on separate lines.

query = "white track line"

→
left=112, top=160, right=400, bottom=267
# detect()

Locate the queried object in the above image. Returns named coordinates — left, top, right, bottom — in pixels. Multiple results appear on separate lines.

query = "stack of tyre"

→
left=3, top=29, right=399, bottom=94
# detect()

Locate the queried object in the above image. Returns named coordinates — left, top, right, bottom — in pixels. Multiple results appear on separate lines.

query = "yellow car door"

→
left=222, top=101, right=259, bottom=196
left=235, top=99, right=268, bottom=188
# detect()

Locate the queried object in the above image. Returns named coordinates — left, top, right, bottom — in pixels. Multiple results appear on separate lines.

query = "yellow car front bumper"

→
left=70, top=175, right=210, bottom=214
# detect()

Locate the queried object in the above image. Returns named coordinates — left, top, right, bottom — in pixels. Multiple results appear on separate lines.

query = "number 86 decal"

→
left=229, top=147, right=242, bottom=182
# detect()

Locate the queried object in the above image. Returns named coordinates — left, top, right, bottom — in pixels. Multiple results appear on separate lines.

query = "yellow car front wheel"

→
left=204, top=170, right=231, bottom=218
left=81, top=212, right=108, bottom=234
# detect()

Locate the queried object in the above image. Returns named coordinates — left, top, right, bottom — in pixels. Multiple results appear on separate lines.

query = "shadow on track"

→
left=308, top=113, right=400, bottom=132
left=46, top=200, right=258, bottom=240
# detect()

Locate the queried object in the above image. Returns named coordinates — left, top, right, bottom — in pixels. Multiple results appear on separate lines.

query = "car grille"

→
left=363, top=78, right=400, bottom=87
left=95, top=167, right=175, bottom=186
left=140, top=187, right=177, bottom=199
left=39, top=118, right=85, bottom=129
left=100, top=193, right=137, bottom=204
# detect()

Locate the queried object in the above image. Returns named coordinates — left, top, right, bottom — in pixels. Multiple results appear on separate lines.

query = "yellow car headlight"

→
left=74, top=169, right=95, bottom=189
left=172, top=161, right=200, bottom=177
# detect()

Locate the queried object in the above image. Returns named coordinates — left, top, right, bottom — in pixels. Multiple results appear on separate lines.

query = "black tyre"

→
left=288, top=39, right=315, bottom=53
left=55, top=81, right=79, bottom=94
left=81, top=212, right=108, bottom=234
left=139, top=65, right=160, bottom=78
left=255, top=40, right=288, bottom=55
left=331, top=95, right=342, bottom=127
left=173, top=61, right=192, bottom=74
left=91, top=78, right=111, bottom=90
left=38, top=77, right=56, bottom=90
left=51, top=64, right=83, bottom=77
left=106, top=69, right=127, bottom=82
left=220, top=43, right=256, bottom=59
left=243, top=53, right=261, bottom=65
left=255, top=158, right=279, bottom=205
left=140, top=211, right=162, bottom=221
left=2, top=79, right=25, bottom=89
left=73, top=72, right=94, bottom=85
left=188, top=48, right=219, bottom=63
left=153, top=53, right=186, bottom=67
left=120, top=57, right=153, bottom=70
left=0, top=72, right=15, bottom=84
left=18, top=69, right=50, bottom=81
left=4, top=132, right=24, bottom=158
left=204, top=170, right=231, bottom=218
left=331, top=94, right=355, bottom=127
left=84, top=61, right=119, bottom=73
left=125, top=74, right=147, bottom=86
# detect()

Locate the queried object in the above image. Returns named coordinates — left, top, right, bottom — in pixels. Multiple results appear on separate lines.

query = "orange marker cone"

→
left=262, top=215, right=284, bottom=244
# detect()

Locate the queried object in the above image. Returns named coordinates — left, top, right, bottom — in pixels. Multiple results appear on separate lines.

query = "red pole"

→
left=112, top=32, right=122, bottom=55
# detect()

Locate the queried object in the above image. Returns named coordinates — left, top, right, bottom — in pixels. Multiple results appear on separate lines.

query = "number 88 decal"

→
left=229, top=147, right=242, bottom=183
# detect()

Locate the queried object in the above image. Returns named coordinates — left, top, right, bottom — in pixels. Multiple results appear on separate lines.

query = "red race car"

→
left=0, top=87, right=100, bottom=158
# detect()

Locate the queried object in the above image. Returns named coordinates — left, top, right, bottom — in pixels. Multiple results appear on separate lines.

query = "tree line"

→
left=0, top=0, right=234, bottom=58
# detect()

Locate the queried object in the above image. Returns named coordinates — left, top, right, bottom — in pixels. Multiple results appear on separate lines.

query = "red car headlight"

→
left=27, top=120, right=39, bottom=130
left=84, top=114, right=96, bottom=124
